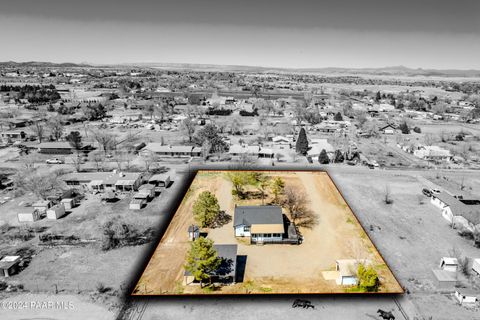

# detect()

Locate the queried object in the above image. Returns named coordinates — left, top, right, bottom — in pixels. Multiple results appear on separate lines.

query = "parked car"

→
left=46, top=158, right=64, bottom=164
left=422, top=188, right=432, bottom=197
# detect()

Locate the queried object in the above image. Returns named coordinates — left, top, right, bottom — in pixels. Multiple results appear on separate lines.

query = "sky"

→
left=1, top=0, right=479, bottom=69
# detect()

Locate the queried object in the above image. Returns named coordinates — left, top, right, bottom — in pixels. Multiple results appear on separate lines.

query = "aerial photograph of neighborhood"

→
left=0, top=0, right=480, bottom=319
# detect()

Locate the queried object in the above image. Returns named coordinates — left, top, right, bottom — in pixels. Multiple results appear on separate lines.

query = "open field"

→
left=133, top=170, right=402, bottom=295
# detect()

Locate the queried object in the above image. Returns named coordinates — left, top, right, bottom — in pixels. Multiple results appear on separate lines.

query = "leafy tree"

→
left=399, top=122, right=410, bottom=134
left=193, top=191, right=220, bottom=228
left=357, top=264, right=379, bottom=292
left=66, top=131, right=82, bottom=150
left=181, top=118, right=196, bottom=142
left=318, top=149, right=330, bottom=164
left=47, top=116, right=64, bottom=141
left=284, top=186, right=317, bottom=228
left=334, top=112, right=343, bottom=121
left=250, top=172, right=270, bottom=205
left=184, top=237, right=221, bottom=287
left=333, top=150, right=345, bottom=163
left=295, top=128, right=309, bottom=155
left=271, top=177, right=285, bottom=204
left=194, top=124, right=228, bottom=154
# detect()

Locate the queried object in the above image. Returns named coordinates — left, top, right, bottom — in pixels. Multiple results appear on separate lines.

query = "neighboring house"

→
left=62, top=171, right=143, bottom=192
left=379, top=124, right=397, bottom=135
left=430, top=192, right=480, bottom=232
left=228, top=144, right=274, bottom=158
left=307, top=138, right=334, bottom=158
left=272, top=136, right=290, bottom=145
left=233, top=206, right=286, bottom=243
left=0, top=130, right=26, bottom=143
left=37, top=142, right=73, bottom=154
left=141, top=143, right=202, bottom=157
left=413, top=146, right=451, bottom=162
left=184, top=244, right=237, bottom=285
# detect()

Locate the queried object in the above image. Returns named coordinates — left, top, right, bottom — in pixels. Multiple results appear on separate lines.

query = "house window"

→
left=244, top=226, right=250, bottom=232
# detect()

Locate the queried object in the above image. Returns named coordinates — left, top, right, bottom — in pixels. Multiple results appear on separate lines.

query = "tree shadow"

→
left=213, top=210, right=232, bottom=228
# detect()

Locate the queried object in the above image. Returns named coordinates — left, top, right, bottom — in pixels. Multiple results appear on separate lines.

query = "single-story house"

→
left=439, top=257, right=458, bottom=272
left=0, top=130, right=26, bottom=142
left=0, top=256, right=21, bottom=277
left=184, top=244, right=237, bottom=285
left=379, top=124, right=397, bottom=135
left=414, top=146, right=451, bottom=162
left=272, top=136, right=290, bottom=145
left=430, top=192, right=480, bottom=232
left=228, top=145, right=274, bottom=158
left=37, top=142, right=73, bottom=154
left=62, top=171, right=143, bottom=192
left=141, top=143, right=202, bottom=157
left=307, top=139, right=334, bottom=158
left=233, top=205, right=285, bottom=243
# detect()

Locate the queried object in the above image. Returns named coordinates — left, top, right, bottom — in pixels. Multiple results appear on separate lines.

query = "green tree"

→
left=185, top=237, right=221, bottom=287
left=295, top=128, right=309, bottom=155
left=193, top=191, right=220, bottom=228
left=226, top=171, right=255, bottom=199
left=318, top=149, right=330, bottom=164
left=66, top=131, right=83, bottom=150
left=271, top=177, right=285, bottom=204
left=250, top=172, right=270, bottom=205
left=334, top=112, right=343, bottom=121
left=399, top=121, right=410, bottom=134
left=194, top=124, right=228, bottom=154
left=357, top=264, right=379, bottom=292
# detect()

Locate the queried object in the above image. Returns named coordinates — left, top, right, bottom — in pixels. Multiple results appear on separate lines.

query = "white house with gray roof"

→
left=233, top=206, right=285, bottom=243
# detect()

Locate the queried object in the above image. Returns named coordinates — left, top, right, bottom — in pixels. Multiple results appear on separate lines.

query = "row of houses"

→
left=430, top=191, right=480, bottom=233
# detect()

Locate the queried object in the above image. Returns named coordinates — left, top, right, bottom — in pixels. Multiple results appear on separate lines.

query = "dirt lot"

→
left=134, top=170, right=402, bottom=295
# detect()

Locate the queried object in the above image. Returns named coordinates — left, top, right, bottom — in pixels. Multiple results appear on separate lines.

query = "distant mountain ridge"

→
left=1, top=61, right=480, bottom=78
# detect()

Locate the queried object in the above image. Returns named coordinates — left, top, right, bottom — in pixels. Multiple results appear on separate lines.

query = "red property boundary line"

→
left=130, top=167, right=404, bottom=297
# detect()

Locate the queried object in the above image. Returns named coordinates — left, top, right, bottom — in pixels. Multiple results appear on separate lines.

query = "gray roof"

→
left=233, top=205, right=283, bottom=227
left=434, top=192, right=480, bottom=225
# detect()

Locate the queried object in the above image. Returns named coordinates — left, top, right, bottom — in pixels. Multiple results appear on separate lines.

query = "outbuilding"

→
left=0, top=256, right=21, bottom=277
left=17, top=209, right=41, bottom=223
left=335, top=259, right=361, bottom=286
left=454, top=290, right=478, bottom=305
left=32, top=200, right=53, bottom=213
left=61, top=198, right=77, bottom=210
left=129, top=196, right=147, bottom=210
left=46, top=204, right=67, bottom=220
left=432, top=269, right=457, bottom=289
left=439, top=257, right=459, bottom=272
left=138, top=184, right=155, bottom=199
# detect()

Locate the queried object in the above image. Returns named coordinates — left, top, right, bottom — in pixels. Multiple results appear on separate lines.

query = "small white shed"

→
left=335, top=259, right=360, bottom=286
left=129, top=198, right=146, bottom=210
left=32, top=200, right=53, bottom=213
left=455, top=290, right=478, bottom=305
left=439, top=257, right=458, bottom=272
left=472, top=258, right=480, bottom=275
left=46, top=204, right=66, bottom=220
left=18, top=209, right=41, bottom=222
left=61, top=198, right=76, bottom=210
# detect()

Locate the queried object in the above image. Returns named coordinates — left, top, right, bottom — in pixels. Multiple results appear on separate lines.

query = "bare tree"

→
left=384, top=185, right=393, bottom=204
left=89, top=150, right=105, bottom=171
left=47, top=116, right=64, bottom=141
left=180, top=118, right=196, bottom=142
left=31, top=121, right=45, bottom=143
left=283, top=186, right=318, bottom=228
left=14, top=170, right=64, bottom=200
left=91, top=129, right=116, bottom=155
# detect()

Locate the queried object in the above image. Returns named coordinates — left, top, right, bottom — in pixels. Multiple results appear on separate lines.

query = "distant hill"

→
left=2, top=61, right=480, bottom=78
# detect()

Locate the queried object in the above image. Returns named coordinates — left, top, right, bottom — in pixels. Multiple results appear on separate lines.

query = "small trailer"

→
left=0, top=256, right=21, bottom=277
left=138, top=184, right=155, bottom=199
